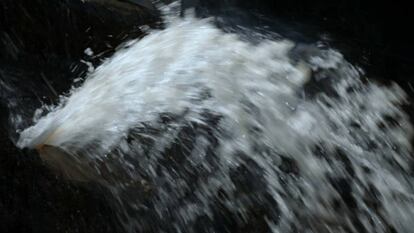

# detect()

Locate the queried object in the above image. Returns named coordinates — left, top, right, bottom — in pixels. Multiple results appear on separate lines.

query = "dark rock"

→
left=1, top=1, right=414, bottom=233
left=0, top=0, right=157, bottom=232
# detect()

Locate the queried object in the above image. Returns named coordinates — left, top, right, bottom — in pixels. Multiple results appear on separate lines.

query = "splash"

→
left=17, top=4, right=414, bottom=233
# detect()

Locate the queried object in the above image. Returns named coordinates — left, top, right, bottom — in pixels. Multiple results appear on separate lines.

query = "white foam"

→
left=17, top=7, right=414, bottom=233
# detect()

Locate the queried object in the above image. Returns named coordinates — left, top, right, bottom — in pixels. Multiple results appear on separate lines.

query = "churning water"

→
left=16, top=3, right=414, bottom=233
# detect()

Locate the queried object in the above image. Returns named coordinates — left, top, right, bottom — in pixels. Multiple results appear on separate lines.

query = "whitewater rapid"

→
left=17, top=4, right=414, bottom=233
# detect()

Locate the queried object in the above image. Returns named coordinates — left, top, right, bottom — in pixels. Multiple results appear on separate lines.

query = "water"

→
left=16, top=3, right=414, bottom=233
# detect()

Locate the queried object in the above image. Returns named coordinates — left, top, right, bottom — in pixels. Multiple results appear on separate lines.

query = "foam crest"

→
left=18, top=7, right=414, bottom=233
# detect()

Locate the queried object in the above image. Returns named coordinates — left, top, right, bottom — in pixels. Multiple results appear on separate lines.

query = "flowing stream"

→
left=16, top=3, right=414, bottom=233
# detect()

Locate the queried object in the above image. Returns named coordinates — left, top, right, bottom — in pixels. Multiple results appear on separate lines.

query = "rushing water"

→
left=16, top=3, right=414, bottom=233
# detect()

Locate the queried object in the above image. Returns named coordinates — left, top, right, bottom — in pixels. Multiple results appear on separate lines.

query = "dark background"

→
left=1, top=0, right=413, bottom=232
left=194, top=0, right=414, bottom=85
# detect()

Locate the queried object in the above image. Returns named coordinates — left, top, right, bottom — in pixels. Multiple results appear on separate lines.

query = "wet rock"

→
left=0, top=0, right=157, bottom=232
